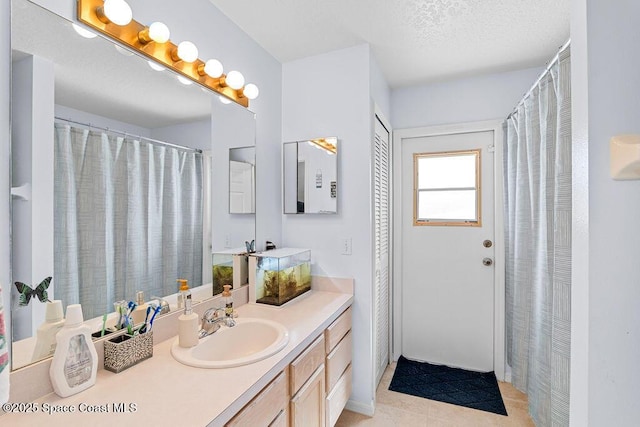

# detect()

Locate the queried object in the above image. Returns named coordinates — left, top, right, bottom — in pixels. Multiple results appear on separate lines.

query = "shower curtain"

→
left=504, top=45, right=571, bottom=427
left=54, top=124, right=203, bottom=321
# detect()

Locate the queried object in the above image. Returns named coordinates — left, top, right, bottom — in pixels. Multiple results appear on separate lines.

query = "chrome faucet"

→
left=199, top=307, right=236, bottom=339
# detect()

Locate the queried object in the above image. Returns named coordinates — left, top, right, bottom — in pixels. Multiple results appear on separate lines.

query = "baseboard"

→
left=345, top=399, right=375, bottom=417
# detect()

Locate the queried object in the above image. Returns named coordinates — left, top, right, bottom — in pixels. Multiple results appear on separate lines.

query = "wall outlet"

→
left=341, top=238, right=352, bottom=255
left=225, top=235, right=231, bottom=248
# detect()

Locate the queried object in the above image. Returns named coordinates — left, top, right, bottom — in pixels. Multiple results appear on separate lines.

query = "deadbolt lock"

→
left=483, top=240, right=493, bottom=248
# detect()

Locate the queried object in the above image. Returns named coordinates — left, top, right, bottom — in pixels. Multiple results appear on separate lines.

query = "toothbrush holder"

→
left=103, top=331, right=153, bottom=373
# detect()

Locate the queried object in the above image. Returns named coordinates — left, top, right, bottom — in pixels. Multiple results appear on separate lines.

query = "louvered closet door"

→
left=374, top=116, right=391, bottom=386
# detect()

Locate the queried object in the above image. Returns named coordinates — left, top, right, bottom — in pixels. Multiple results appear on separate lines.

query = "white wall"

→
left=391, top=67, right=543, bottom=129
left=55, top=105, right=152, bottom=137
left=570, top=1, right=640, bottom=425
left=282, top=44, right=376, bottom=412
left=11, top=55, right=54, bottom=340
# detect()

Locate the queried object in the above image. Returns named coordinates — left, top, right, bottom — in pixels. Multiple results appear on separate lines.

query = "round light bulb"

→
left=103, top=0, right=133, bottom=26
left=72, top=23, right=97, bottom=39
left=176, top=41, right=198, bottom=63
left=177, top=75, right=193, bottom=85
left=225, top=70, right=245, bottom=90
left=243, top=83, right=259, bottom=100
left=148, top=22, right=170, bottom=43
left=219, top=96, right=232, bottom=105
left=147, top=60, right=165, bottom=71
left=203, top=59, right=223, bottom=78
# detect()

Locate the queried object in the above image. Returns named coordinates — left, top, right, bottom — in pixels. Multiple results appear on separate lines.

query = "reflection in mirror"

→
left=229, top=147, right=255, bottom=214
left=9, top=0, right=256, bottom=370
left=283, top=138, right=338, bottom=214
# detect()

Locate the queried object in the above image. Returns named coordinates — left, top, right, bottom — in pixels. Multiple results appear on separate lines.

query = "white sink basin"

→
left=171, top=318, right=289, bottom=368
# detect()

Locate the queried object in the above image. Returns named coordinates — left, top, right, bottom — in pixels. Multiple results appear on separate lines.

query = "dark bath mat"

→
left=388, top=355, right=508, bottom=416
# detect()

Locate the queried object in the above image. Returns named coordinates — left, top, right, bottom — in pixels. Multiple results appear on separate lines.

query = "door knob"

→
left=482, top=258, right=493, bottom=266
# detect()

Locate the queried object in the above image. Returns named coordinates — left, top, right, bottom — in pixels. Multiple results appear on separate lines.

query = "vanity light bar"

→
left=77, top=0, right=251, bottom=108
left=309, top=138, right=337, bottom=154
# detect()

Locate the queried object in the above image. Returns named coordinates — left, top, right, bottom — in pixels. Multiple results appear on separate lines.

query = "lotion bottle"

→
left=32, top=300, right=65, bottom=361
left=49, top=304, right=98, bottom=397
left=177, top=279, right=189, bottom=310
left=178, top=288, right=199, bottom=348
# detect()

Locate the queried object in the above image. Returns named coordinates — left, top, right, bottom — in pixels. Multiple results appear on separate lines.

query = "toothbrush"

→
left=100, top=313, right=107, bottom=337
left=138, top=306, right=152, bottom=334
left=147, top=305, right=161, bottom=332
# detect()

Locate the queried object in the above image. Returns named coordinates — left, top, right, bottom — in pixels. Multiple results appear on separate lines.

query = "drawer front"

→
left=324, top=307, right=352, bottom=354
left=227, top=370, right=288, bottom=427
left=326, top=364, right=352, bottom=427
left=290, top=334, right=325, bottom=395
left=326, top=331, right=352, bottom=392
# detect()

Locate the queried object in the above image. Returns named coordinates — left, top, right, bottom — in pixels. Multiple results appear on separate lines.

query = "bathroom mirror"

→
left=9, top=0, right=256, bottom=370
left=229, top=147, right=256, bottom=214
left=283, top=137, right=338, bottom=214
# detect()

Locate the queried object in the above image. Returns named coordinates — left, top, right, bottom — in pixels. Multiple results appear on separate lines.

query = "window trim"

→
left=413, top=149, right=482, bottom=227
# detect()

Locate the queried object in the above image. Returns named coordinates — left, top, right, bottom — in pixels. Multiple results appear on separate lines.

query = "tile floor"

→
left=336, top=362, right=535, bottom=426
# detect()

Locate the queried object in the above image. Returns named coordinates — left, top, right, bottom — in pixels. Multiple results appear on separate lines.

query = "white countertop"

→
left=3, top=290, right=353, bottom=427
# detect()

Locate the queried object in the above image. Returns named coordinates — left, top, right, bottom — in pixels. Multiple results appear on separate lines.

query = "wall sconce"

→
left=77, top=0, right=258, bottom=108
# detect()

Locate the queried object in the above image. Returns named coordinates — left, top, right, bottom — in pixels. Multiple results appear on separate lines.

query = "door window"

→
left=413, top=149, right=481, bottom=226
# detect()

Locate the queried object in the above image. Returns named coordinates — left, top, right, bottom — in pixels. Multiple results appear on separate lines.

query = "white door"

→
left=400, top=129, right=495, bottom=372
left=229, top=160, right=254, bottom=213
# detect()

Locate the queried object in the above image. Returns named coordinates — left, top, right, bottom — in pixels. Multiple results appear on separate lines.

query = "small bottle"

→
left=178, top=287, right=199, bottom=348
left=131, top=291, right=148, bottom=326
left=222, top=285, right=233, bottom=317
left=32, top=300, right=65, bottom=361
left=49, top=304, right=98, bottom=397
left=177, top=279, right=189, bottom=310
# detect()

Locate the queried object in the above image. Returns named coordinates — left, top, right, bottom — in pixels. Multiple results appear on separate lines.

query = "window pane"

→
left=418, top=154, right=476, bottom=189
left=418, top=190, right=477, bottom=221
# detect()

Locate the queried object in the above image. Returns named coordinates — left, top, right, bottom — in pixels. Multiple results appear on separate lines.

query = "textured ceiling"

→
left=210, top=0, right=570, bottom=88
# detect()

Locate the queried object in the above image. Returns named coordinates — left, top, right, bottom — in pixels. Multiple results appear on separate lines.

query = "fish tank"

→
left=252, top=248, right=311, bottom=306
left=212, top=249, right=248, bottom=295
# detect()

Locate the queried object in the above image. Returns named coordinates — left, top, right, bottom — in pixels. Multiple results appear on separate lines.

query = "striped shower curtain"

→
left=53, top=124, right=203, bottom=321
left=504, top=45, right=571, bottom=426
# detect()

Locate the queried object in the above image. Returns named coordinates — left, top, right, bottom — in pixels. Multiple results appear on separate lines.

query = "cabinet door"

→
left=291, top=365, right=326, bottom=427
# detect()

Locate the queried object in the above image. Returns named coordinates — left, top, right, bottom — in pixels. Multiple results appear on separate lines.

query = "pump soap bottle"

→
left=177, top=279, right=189, bottom=310
left=222, top=285, right=233, bottom=317
left=178, top=283, right=198, bottom=348
left=49, top=304, right=98, bottom=397
left=32, top=300, right=65, bottom=362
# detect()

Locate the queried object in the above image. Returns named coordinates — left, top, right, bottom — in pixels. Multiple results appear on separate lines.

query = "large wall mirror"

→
left=9, top=0, right=256, bottom=370
left=229, top=147, right=255, bottom=214
left=283, top=137, right=338, bottom=214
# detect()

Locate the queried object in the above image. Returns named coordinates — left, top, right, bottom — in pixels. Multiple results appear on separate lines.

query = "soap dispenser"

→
left=222, top=285, right=233, bottom=317
left=177, top=279, right=189, bottom=310
left=49, top=304, right=98, bottom=397
left=178, top=287, right=199, bottom=348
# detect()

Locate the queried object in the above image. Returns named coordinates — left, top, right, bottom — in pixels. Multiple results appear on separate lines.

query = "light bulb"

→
left=176, top=41, right=198, bottom=63
left=102, top=0, right=132, bottom=26
left=72, top=23, right=97, bottom=39
left=203, top=59, right=223, bottom=78
left=147, top=61, right=165, bottom=71
left=177, top=75, right=193, bottom=85
left=219, top=96, right=232, bottom=105
left=225, top=71, right=245, bottom=90
left=242, top=83, right=259, bottom=100
left=148, top=22, right=170, bottom=43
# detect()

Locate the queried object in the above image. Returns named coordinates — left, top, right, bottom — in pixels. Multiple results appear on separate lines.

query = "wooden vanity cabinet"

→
left=226, top=370, right=289, bottom=427
left=324, top=308, right=352, bottom=427
left=226, top=306, right=352, bottom=427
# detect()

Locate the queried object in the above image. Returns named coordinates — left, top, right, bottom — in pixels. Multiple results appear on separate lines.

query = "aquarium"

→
left=212, top=249, right=248, bottom=295
left=251, top=248, right=311, bottom=306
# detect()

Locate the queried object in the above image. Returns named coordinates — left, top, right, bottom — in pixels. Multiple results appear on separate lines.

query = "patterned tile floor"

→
left=336, top=362, right=535, bottom=426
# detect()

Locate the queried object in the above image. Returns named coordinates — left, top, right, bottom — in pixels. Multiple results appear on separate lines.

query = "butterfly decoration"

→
left=245, top=239, right=256, bottom=254
left=14, top=276, right=52, bottom=307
